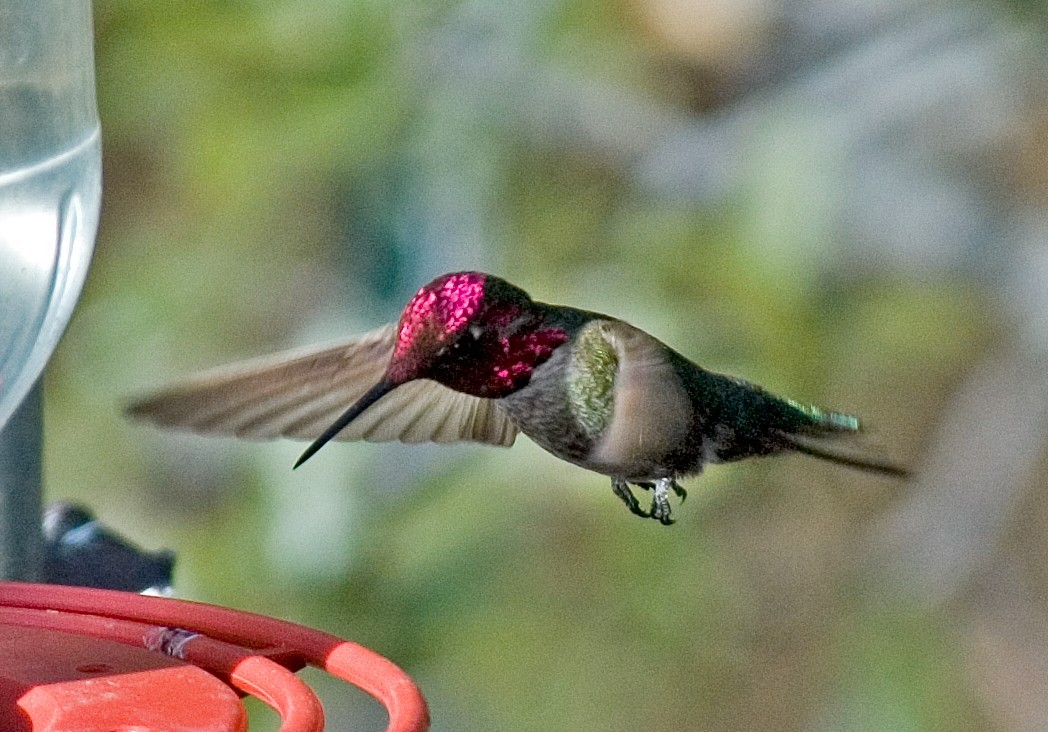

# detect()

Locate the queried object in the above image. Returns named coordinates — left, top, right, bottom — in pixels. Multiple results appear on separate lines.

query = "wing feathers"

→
left=126, top=324, right=518, bottom=447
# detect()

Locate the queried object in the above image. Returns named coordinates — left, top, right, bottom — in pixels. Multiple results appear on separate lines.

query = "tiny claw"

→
left=650, top=496, right=675, bottom=525
left=671, top=480, right=687, bottom=502
left=650, top=478, right=678, bottom=526
left=611, top=478, right=651, bottom=518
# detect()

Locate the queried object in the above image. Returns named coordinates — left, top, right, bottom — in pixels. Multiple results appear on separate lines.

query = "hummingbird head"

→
left=295, top=271, right=569, bottom=468
left=385, top=271, right=568, bottom=397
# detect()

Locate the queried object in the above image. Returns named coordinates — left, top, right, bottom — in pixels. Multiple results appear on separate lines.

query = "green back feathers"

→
left=568, top=322, right=618, bottom=439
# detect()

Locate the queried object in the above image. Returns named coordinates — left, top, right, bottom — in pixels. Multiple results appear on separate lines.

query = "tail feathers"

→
left=780, top=431, right=910, bottom=479
left=785, top=400, right=862, bottom=435
left=777, top=401, right=909, bottom=477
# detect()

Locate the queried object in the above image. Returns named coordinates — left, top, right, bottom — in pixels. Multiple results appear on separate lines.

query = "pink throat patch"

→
left=487, top=328, right=568, bottom=395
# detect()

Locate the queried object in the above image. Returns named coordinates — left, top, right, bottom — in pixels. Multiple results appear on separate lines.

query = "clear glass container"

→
left=0, top=0, right=101, bottom=430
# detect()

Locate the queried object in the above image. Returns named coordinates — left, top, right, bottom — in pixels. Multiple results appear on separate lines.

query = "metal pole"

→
left=0, top=382, right=43, bottom=581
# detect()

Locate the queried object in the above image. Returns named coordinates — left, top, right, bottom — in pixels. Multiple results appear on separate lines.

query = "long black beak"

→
left=293, top=380, right=395, bottom=468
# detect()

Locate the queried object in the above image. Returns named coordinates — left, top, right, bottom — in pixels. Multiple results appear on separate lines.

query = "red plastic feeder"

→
left=0, top=582, right=429, bottom=731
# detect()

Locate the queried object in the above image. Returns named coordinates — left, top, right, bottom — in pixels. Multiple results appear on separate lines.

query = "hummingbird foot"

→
left=649, top=477, right=678, bottom=525
left=671, top=481, right=687, bottom=502
left=616, top=478, right=682, bottom=525
left=611, top=477, right=651, bottom=518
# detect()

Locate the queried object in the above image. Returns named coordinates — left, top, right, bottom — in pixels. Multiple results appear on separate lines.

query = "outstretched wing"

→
left=126, top=324, right=518, bottom=446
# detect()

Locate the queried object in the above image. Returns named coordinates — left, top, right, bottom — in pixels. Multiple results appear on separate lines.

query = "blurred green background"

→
left=44, top=0, right=1048, bottom=729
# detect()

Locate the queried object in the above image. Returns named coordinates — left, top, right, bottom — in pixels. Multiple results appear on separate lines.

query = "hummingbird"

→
left=127, top=271, right=908, bottom=524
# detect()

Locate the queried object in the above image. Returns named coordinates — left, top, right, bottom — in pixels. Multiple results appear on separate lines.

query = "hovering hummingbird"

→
left=127, top=271, right=908, bottom=524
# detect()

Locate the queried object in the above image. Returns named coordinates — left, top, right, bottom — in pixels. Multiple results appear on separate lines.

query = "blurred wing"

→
left=332, top=380, right=519, bottom=445
left=126, top=324, right=518, bottom=447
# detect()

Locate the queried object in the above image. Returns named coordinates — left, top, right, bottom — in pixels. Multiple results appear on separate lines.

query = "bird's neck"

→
left=430, top=307, right=570, bottom=398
